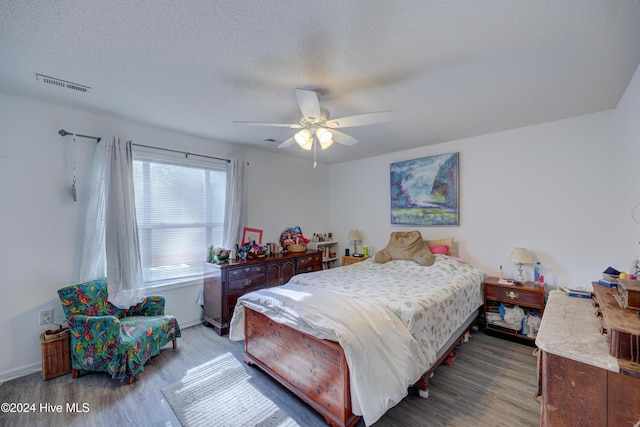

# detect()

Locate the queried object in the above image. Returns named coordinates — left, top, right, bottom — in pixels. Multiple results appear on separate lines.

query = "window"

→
left=133, top=154, right=226, bottom=285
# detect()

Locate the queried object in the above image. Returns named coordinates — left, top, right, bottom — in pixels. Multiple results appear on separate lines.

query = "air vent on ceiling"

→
left=264, top=138, right=281, bottom=147
left=36, top=73, right=91, bottom=93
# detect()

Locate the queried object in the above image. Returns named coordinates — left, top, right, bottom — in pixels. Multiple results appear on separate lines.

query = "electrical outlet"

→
left=39, top=309, right=53, bottom=325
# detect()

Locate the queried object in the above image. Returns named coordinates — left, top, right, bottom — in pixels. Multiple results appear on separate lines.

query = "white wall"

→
left=0, top=92, right=329, bottom=380
left=329, top=110, right=618, bottom=289
left=615, top=62, right=640, bottom=271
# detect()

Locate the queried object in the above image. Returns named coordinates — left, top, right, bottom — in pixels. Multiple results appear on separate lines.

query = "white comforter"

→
left=287, top=255, right=485, bottom=366
left=229, top=283, right=429, bottom=426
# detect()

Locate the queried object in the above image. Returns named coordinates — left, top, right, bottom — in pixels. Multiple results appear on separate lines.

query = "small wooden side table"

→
left=483, top=276, right=545, bottom=343
left=342, top=255, right=370, bottom=266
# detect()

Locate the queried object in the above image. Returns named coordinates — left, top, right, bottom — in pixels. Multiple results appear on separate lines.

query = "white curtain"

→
left=78, top=136, right=145, bottom=308
left=222, top=158, right=248, bottom=250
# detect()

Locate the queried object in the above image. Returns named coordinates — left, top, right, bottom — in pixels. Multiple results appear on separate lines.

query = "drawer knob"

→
left=243, top=279, right=252, bottom=287
left=506, top=290, right=518, bottom=300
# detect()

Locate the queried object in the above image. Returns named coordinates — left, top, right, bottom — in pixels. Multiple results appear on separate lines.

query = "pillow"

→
left=374, top=230, right=435, bottom=266
left=426, top=237, right=458, bottom=257
left=430, top=245, right=448, bottom=255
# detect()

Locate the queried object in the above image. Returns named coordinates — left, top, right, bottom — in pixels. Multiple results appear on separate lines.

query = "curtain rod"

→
left=58, top=129, right=231, bottom=163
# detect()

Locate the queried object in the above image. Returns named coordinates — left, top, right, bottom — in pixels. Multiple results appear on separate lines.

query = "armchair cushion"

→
left=58, top=278, right=181, bottom=381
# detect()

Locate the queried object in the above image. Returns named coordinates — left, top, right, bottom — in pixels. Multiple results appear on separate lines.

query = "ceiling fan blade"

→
left=277, top=136, right=296, bottom=148
left=331, top=129, right=359, bottom=146
left=234, top=121, right=303, bottom=129
left=295, top=89, right=321, bottom=121
left=325, top=111, right=394, bottom=128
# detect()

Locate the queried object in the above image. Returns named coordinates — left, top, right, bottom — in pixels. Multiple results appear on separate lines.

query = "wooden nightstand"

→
left=483, top=276, right=545, bottom=343
left=342, top=255, right=370, bottom=266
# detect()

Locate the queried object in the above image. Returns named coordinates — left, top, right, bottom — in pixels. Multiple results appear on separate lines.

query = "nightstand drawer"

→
left=342, top=255, right=370, bottom=266
left=485, top=285, right=542, bottom=306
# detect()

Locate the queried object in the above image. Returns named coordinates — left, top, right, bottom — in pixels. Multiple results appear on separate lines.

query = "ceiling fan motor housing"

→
left=300, top=107, right=330, bottom=126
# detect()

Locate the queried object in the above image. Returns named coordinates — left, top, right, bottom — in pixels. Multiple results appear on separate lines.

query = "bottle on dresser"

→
left=534, top=261, right=542, bottom=283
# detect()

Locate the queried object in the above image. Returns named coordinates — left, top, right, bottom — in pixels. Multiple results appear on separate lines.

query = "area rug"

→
left=161, top=352, right=301, bottom=427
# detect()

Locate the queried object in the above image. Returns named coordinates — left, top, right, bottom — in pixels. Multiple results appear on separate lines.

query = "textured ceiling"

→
left=1, top=0, right=640, bottom=165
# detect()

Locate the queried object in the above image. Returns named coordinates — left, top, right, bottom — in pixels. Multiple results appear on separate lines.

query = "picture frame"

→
left=242, top=227, right=263, bottom=245
left=390, top=152, right=459, bottom=226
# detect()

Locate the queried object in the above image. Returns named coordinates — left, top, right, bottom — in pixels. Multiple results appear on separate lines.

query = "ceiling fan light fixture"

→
left=316, top=127, right=332, bottom=143
left=295, top=129, right=313, bottom=150
left=319, top=138, right=334, bottom=150
left=235, top=89, right=392, bottom=165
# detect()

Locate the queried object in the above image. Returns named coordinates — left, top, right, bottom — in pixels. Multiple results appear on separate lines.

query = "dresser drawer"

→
left=227, top=287, right=261, bottom=321
left=297, top=253, right=322, bottom=270
left=228, top=286, right=261, bottom=310
left=227, top=265, right=264, bottom=280
left=228, top=273, right=265, bottom=293
left=485, top=285, right=542, bottom=307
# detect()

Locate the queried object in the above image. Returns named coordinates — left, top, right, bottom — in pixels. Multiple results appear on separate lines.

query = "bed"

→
left=229, top=254, right=485, bottom=426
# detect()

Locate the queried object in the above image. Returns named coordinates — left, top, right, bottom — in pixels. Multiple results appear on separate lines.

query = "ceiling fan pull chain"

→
left=313, top=139, right=317, bottom=169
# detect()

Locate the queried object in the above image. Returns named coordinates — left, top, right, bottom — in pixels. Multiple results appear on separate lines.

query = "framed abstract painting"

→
left=390, top=152, right=459, bottom=226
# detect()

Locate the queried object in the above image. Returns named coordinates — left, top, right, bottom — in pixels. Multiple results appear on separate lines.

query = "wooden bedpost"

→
left=416, top=373, right=431, bottom=398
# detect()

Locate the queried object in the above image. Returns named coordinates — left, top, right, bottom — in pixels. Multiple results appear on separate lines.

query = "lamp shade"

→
left=347, top=229, right=362, bottom=241
left=508, top=247, right=533, bottom=265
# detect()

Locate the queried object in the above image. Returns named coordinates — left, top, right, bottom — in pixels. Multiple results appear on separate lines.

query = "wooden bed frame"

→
left=243, top=307, right=478, bottom=427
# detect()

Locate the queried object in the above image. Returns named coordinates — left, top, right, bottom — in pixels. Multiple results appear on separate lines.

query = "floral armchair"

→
left=57, top=278, right=181, bottom=383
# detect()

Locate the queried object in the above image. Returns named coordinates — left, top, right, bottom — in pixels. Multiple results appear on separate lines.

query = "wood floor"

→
left=0, top=324, right=540, bottom=427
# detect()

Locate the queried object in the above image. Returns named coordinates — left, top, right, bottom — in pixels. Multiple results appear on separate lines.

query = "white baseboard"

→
left=180, top=319, right=205, bottom=329
left=0, top=363, right=41, bottom=384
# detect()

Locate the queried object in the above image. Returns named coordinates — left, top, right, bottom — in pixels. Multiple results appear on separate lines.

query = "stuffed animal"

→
left=374, top=230, right=435, bottom=266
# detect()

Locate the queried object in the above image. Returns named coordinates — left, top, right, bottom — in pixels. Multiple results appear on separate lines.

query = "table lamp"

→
left=347, top=229, right=363, bottom=255
left=508, top=247, right=533, bottom=283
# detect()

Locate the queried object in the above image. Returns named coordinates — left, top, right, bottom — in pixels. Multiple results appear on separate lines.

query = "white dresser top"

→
left=535, top=290, right=619, bottom=373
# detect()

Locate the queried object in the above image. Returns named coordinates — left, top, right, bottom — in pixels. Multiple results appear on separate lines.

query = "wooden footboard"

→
left=244, top=307, right=477, bottom=426
left=244, top=308, right=359, bottom=427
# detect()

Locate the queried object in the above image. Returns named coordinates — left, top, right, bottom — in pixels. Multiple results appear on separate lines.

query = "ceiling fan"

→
left=234, top=88, right=393, bottom=167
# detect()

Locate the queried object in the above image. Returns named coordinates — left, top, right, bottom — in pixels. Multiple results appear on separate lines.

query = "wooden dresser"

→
left=535, top=290, right=640, bottom=426
left=203, top=251, right=322, bottom=335
left=592, top=281, right=640, bottom=363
